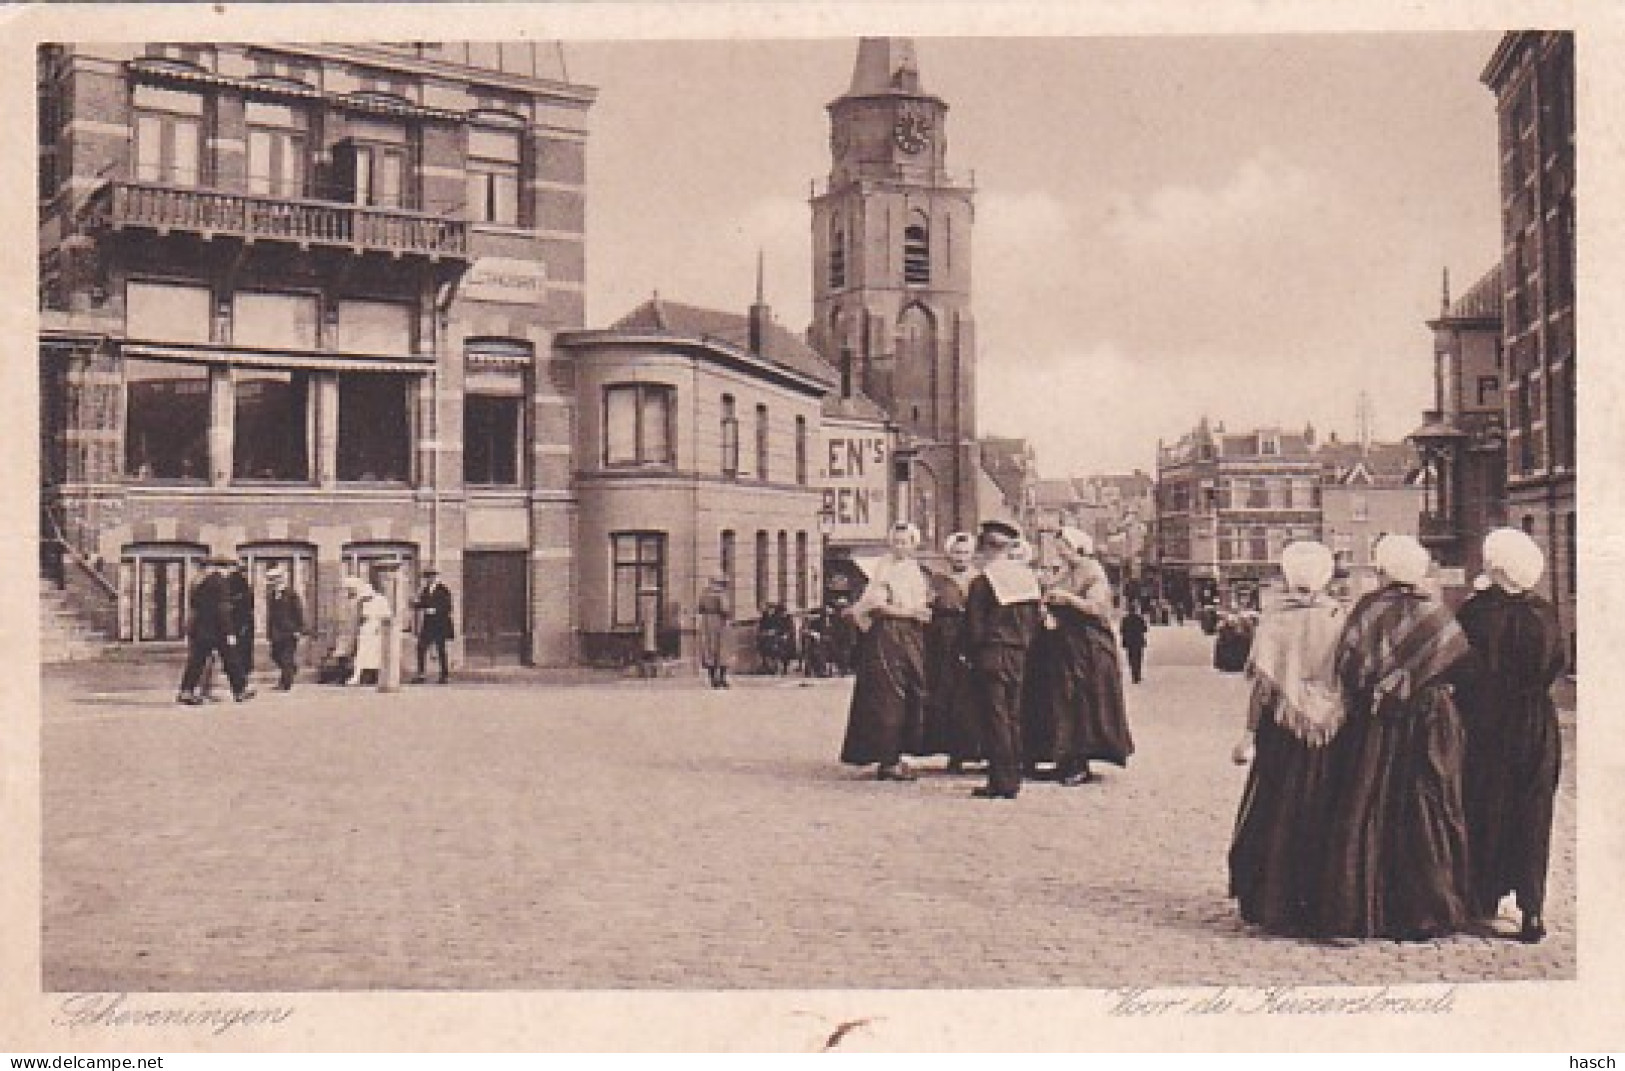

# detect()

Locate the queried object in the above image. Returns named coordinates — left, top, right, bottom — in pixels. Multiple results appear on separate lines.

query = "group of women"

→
left=1228, top=529, right=1566, bottom=944
left=838, top=519, right=1134, bottom=798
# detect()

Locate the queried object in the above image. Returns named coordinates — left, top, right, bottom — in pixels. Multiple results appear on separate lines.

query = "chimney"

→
left=748, top=249, right=769, bottom=355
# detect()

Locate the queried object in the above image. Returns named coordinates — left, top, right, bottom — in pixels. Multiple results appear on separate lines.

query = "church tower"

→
left=810, top=38, right=980, bottom=547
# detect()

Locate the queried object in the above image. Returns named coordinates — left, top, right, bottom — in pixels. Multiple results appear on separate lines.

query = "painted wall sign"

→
left=819, top=428, right=891, bottom=541
left=463, top=257, right=548, bottom=305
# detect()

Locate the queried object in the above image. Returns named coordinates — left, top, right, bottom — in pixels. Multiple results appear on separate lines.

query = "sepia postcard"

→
left=4, top=0, right=1624, bottom=1055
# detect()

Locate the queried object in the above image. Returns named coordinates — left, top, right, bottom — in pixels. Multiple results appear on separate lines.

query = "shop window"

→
left=233, top=369, right=311, bottom=481
left=233, top=291, right=320, bottom=350
left=132, top=84, right=204, bottom=187
left=126, top=280, right=212, bottom=345
left=337, top=372, right=412, bottom=482
left=604, top=383, right=674, bottom=467
left=465, top=394, right=521, bottom=486
left=118, top=543, right=206, bottom=641
left=125, top=358, right=209, bottom=480
left=611, top=532, right=665, bottom=630
left=467, top=125, right=522, bottom=226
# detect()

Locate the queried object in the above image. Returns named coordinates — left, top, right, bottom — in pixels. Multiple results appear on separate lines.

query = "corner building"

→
left=38, top=43, right=593, bottom=666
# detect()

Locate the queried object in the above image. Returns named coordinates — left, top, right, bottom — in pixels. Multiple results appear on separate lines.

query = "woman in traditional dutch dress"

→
left=920, top=531, right=983, bottom=772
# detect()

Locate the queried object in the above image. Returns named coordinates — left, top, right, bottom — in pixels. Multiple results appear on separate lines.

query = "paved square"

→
left=41, top=625, right=1575, bottom=990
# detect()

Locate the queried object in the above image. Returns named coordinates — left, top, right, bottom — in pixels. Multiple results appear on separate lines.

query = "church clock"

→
left=892, top=106, right=933, bottom=154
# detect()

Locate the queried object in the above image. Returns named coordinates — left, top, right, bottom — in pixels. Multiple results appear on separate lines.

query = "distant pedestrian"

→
left=1035, top=527, right=1134, bottom=786
left=265, top=566, right=307, bottom=692
left=920, top=531, right=982, bottom=772
left=176, top=555, right=254, bottom=705
left=1456, top=528, right=1567, bottom=944
left=1120, top=606, right=1149, bottom=684
left=1317, top=535, right=1473, bottom=941
left=323, top=578, right=363, bottom=684
left=410, top=566, right=455, bottom=685
left=964, top=521, right=1044, bottom=800
left=1228, top=540, right=1345, bottom=936
left=839, top=522, right=932, bottom=782
left=697, top=576, right=731, bottom=688
left=347, top=578, right=392, bottom=687
left=227, top=561, right=255, bottom=677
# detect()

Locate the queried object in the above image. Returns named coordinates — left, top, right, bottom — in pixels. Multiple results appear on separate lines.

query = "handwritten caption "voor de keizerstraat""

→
left=1109, top=986, right=1458, bottom=1017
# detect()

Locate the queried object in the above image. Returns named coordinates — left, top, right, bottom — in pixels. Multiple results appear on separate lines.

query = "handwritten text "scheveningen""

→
left=54, top=993, right=296, bottom=1036
left=1108, top=986, right=1458, bottom=1017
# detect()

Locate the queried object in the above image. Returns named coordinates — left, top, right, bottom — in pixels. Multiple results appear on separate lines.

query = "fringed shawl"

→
left=982, top=559, right=1041, bottom=605
left=1335, top=583, right=1470, bottom=710
left=1247, top=594, right=1346, bottom=744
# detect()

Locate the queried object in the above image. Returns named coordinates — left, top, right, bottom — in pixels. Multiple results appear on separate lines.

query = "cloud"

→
left=1102, top=149, right=1324, bottom=252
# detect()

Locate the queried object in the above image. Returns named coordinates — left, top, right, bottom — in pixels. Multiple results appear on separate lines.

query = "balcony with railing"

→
left=85, top=181, right=469, bottom=261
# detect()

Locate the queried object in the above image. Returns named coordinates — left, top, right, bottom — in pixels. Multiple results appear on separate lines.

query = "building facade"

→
left=557, top=297, right=828, bottom=664
left=1410, top=264, right=1508, bottom=586
left=1483, top=31, right=1576, bottom=663
left=1318, top=444, right=1425, bottom=597
left=807, top=38, right=982, bottom=550
left=39, top=42, right=593, bottom=665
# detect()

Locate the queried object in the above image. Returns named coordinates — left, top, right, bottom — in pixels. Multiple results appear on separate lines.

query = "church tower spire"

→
left=809, top=37, right=980, bottom=546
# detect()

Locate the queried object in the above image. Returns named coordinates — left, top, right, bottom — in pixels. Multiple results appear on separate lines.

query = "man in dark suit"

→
left=964, top=521, right=1044, bottom=800
left=227, top=562, right=256, bottom=677
left=410, top=566, right=455, bottom=684
left=1120, top=606, right=1149, bottom=684
left=265, top=565, right=307, bottom=691
left=177, top=555, right=254, bottom=705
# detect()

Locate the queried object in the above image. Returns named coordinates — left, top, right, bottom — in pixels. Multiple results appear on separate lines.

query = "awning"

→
left=124, top=342, right=433, bottom=374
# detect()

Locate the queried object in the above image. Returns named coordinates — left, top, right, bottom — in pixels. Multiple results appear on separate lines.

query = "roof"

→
left=1030, top=478, right=1082, bottom=509
left=1445, top=264, right=1503, bottom=322
left=1317, top=440, right=1419, bottom=486
left=846, top=38, right=925, bottom=97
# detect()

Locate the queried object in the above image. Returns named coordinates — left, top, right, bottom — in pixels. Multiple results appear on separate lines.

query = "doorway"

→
left=462, top=551, right=529, bottom=665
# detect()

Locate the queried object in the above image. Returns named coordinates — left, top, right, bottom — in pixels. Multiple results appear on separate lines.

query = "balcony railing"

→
left=87, top=181, right=469, bottom=260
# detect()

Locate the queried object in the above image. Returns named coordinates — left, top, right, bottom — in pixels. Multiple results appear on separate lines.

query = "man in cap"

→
left=697, top=575, right=732, bottom=688
left=963, top=520, right=1044, bottom=799
left=410, top=565, right=455, bottom=684
left=264, top=565, right=307, bottom=691
left=177, top=555, right=254, bottom=705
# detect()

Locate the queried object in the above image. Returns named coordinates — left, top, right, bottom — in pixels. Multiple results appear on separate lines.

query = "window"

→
left=132, top=84, right=204, bottom=187
left=467, top=126, right=522, bottom=226
left=1246, top=479, right=1269, bottom=509
left=604, top=383, right=674, bottom=466
left=342, top=542, right=416, bottom=604
left=904, top=223, right=930, bottom=285
left=1522, top=514, right=1536, bottom=536
left=233, top=291, right=320, bottom=350
left=777, top=531, right=789, bottom=607
left=720, top=394, right=739, bottom=476
left=125, top=358, right=209, bottom=480
left=755, top=403, right=769, bottom=480
left=245, top=101, right=307, bottom=198
left=1351, top=493, right=1369, bottom=523
left=337, top=372, right=412, bottom=482
left=1260, top=434, right=1280, bottom=456
left=334, top=127, right=410, bottom=209
left=127, top=280, right=212, bottom=344
left=117, top=543, right=206, bottom=641
left=1477, top=376, right=1499, bottom=407
left=795, top=415, right=808, bottom=485
left=795, top=531, right=808, bottom=608
left=233, top=369, right=311, bottom=481
left=611, top=532, right=665, bottom=630
left=239, top=543, right=318, bottom=637
left=720, top=530, right=736, bottom=611
left=755, top=530, right=769, bottom=611
left=337, top=299, right=415, bottom=354
left=1249, top=527, right=1269, bottom=563
left=829, top=220, right=846, bottom=289
left=464, top=394, right=522, bottom=486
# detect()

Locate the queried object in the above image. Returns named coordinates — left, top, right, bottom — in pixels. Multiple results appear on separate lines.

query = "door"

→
left=463, top=551, right=528, bottom=665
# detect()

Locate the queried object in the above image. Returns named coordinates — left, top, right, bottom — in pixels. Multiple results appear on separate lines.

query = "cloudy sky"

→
left=567, top=33, right=1505, bottom=477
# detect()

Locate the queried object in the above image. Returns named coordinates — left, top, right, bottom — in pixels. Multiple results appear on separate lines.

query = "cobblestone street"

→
left=41, top=624, right=1576, bottom=991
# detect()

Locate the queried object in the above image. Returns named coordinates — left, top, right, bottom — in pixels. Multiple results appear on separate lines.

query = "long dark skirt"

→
left=918, top=612, right=981, bottom=760
left=1020, top=624, right=1061, bottom=767
left=1463, top=690, right=1562, bottom=918
left=1229, top=690, right=1335, bottom=934
left=840, top=617, right=927, bottom=766
left=1316, top=684, right=1473, bottom=939
left=1036, top=608, right=1134, bottom=769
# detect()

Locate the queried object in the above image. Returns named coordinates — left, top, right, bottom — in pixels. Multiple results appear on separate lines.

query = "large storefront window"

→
left=611, top=532, right=665, bottom=629
left=338, top=372, right=412, bottom=482
left=118, top=543, right=206, bottom=641
left=233, top=369, right=311, bottom=481
left=465, top=394, right=521, bottom=486
left=604, top=383, right=674, bottom=467
left=125, top=358, right=209, bottom=480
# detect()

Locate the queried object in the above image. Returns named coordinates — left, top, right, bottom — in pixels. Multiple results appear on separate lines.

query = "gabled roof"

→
left=1031, top=478, right=1082, bottom=509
